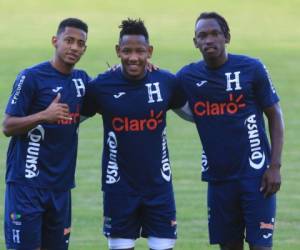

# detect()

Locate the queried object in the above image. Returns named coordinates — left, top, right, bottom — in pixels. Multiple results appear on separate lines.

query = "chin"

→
left=125, top=69, right=144, bottom=78
left=64, top=60, right=77, bottom=66
left=204, top=53, right=219, bottom=61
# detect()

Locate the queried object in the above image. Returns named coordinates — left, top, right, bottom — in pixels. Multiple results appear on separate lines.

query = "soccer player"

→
left=176, top=12, right=284, bottom=250
left=2, top=18, right=89, bottom=250
left=81, top=19, right=186, bottom=250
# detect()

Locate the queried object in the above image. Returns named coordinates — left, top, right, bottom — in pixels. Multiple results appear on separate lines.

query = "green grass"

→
left=1, top=0, right=300, bottom=249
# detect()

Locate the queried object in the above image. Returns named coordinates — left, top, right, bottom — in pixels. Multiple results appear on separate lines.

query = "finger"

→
left=260, top=177, right=266, bottom=192
left=146, top=64, right=153, bottom=72
left=52, top=93, right=61, bottom=103
left=153, top=64, right=159, bottom=70
left=272, top=183, right=281, bottom=193
left=57, top=104, right=70, bottom=111
left=58, top=114, right=72, bottom=121
left=60, top=105, right=70, bottom=112
left=264, top=183, right=273, bottom=198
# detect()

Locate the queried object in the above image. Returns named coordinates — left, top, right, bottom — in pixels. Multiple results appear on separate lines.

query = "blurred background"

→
left=0, top=0, right=299, bottom=249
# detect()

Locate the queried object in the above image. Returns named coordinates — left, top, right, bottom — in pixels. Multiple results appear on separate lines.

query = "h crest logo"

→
left=72, top=78, right=85, bottom=97
left=225, top=71, right=242, bottom=91
left=145, top=82, right=163, bottom=103
left=12, top=229, right=20, bottom=244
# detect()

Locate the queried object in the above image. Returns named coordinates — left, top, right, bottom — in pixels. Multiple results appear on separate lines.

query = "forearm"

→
left=2, top=112, right=47, bottom=137
left=173, top=102, right=194, bottom=122
left=269, top=118, right=284, bottom=168
left=265, top=104, right=284, bottom=168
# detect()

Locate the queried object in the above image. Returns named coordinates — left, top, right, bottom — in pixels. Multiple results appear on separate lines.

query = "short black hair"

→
left=57, top=18, right=88, bottom=35
left=119, top=18, right=149, bottom=43
left=195, top=12, right=230, bottom=40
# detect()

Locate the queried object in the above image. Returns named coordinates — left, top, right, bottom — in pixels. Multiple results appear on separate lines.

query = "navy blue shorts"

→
left=207, top=178, right=276, bottom=247
left=103, top=191, right=177, bottom=239
left=4, top=183, right=70, bottom=250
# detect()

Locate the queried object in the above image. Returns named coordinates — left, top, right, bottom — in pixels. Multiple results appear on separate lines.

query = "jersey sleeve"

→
left=169, top=76, right=187, bottom=110
left=253, top=60, right=280, bottom=108
left=80, top=79, right=99, bottom=117
left=5, top=70, right=36, bottom=116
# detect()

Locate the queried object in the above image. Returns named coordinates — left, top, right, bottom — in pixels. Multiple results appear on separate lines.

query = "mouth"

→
left=66, top=53, right=79, bottom=61
left=204, top=46, right=217, bottom=53
left=127, top=64, right=140, bottom=71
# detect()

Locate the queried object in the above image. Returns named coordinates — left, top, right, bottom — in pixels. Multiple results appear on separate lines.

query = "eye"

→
left=211, top=30, right=222, bottom=37
left=65, top=37, right=73, bottom=44
left=121, top=48, right=131, bottom=54
left=197, top=32, right=207, bottom=40
left=137, top=48, right=146, bottom=54
left=78, top=41, right=86, bottom=48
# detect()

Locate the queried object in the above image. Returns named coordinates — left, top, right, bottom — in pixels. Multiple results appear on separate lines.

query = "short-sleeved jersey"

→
left=177, top=54, right=279, bottom=182
left=82, top=68, right=186, bottom=194
left=5, top=61, right=90, bottom=191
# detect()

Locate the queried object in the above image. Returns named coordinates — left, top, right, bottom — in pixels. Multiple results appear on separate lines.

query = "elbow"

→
left=2, top=121, right=12, bottom=137
left=2, top=128, right=11, bottom=137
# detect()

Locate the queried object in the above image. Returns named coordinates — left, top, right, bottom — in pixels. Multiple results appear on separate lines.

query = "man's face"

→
left=52, top=27, right=87, bottom=66
left=116, top=35, right=153, bottom=79
left=193, top=18, right=229, bottom=61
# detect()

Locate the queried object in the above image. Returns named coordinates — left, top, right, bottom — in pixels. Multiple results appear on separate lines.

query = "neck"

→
left=205, top=52, right=228, bottom=69
left=50, top=57, right=74, bottom=75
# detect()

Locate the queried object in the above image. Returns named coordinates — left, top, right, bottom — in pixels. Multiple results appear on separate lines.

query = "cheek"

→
left=195, top=40, right=203, bottom=49
left=79, top=48, right=86, bottom=55
left=141, top=53, right=149, bottom=60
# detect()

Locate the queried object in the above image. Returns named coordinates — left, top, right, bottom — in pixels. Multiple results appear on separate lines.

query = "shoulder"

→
left=229, top=54, right=262, bottom=68
left=18, top=62, right=47, bottom=78
left=72, top=68, right=90, bottom=80
left=149, top=68, right=176, bottom=80
left=177, top=60, right=204, bottom=76
left=86, top=69, right=117, bottom=91
left=91, top=69, right=116, bottom=84
left=13, top=62, right=48, bottom=85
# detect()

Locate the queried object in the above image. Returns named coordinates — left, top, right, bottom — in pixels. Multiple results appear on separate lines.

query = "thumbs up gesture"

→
left=52, top=92, right=61, bottom=103
left=42, top=93, right=72, bottom=123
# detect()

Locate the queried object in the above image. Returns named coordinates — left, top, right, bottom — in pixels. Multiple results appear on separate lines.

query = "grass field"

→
left=0, top=0, right=300, bottom=249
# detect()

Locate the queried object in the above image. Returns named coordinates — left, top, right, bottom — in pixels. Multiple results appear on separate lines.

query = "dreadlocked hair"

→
left=119, top=18, right=149, bottom=43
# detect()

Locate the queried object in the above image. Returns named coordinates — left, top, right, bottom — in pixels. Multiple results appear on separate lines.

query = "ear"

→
left=147, top=45, right=153, bottom=58
left=115, top=44, right=121, bottom=58
left=52, top=36, right=58, bottom=48
left=193, top=37, right=198, bottom=48
left=225, top=34, right=231, bottom=44
left=82, top=45, right=87, bottom=54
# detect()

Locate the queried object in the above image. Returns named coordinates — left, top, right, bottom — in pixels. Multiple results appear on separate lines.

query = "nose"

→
left=128, top=52, right=139, bottom=62
left=204, top=35, right=215, bottom=44
left=70, top=42, right=80, bottom=51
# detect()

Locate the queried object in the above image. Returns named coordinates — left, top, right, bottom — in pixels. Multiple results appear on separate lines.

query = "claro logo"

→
left=112, top=109, right=163, bottom=132
left=194, top=94, right=245, bottom=116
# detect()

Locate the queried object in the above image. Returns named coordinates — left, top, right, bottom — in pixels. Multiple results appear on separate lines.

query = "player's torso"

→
left=7, top=63, right=89, bottom=190
left=180, top=55, right=270, bottom=181
left=93, top=71, right=176, bottom=194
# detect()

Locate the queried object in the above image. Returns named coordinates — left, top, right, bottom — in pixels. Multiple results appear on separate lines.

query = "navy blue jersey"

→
left=82, top=68, right=186, bottom=194
left=5, top=61, right=90, bottom=191
left=177, top=54, right=279, bottom=182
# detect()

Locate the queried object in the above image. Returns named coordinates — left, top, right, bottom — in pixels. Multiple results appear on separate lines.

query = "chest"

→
left=185, top=68, right=255, bottom=102
left=98, top=81, right=172, bottom=117
left=34, top=76, right=86, bottom=112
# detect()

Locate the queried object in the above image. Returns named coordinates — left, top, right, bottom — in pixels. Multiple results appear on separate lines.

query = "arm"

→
left=2, top=93, right=71, bottom=137
left=173, top=102, right=194, bottom=122
left=260, top=103, right=284, bottom=197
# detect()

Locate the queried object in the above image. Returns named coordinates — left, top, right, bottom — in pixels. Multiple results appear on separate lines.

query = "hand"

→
left=260, top=165, right=281, bottom=198
left=107, top=63, right=121, bottom=72
left=42, top=93, right=71, bottom=123
left=146, top=60, right=159, bottom=72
